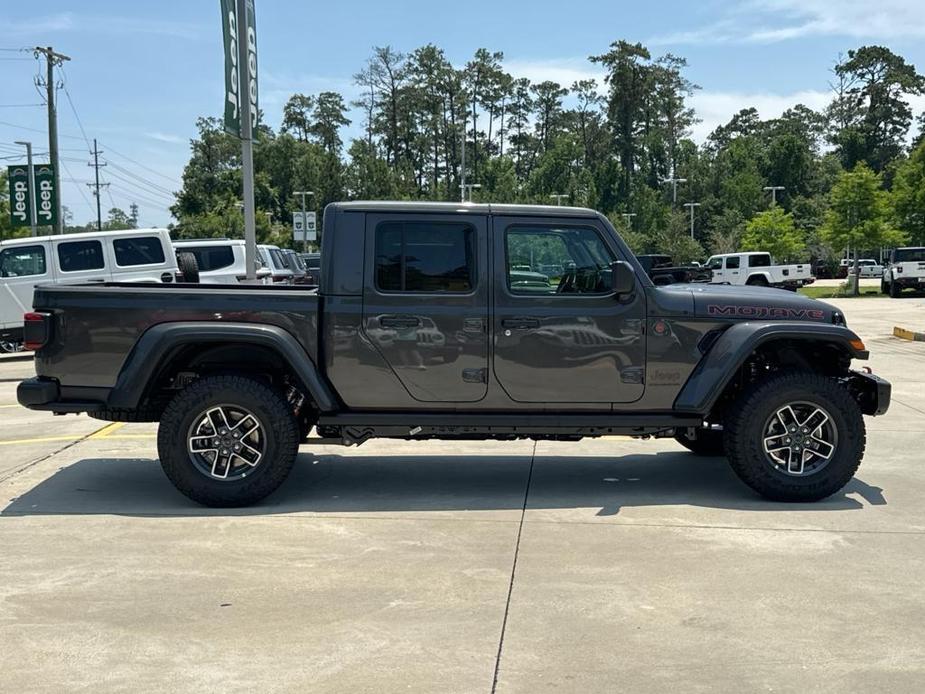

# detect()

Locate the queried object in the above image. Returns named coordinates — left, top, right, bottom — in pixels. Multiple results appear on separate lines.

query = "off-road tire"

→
left=724, top=371, right=865, bottom=502
left=176, top=251, right=200, bottom=283
left=746, top=275, right=769, bottom=287
left=890, top=280, right=901, bottom=298
left=880, top=279, right=889, bottom=294
left=675, top=428, right=726, bottom=456
left=157, top=375, right=299, bottom=507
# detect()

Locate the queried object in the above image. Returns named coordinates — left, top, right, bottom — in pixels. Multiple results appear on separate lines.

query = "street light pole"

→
left=621, top=212, right=637, bottom=227
left=294, top=191, right=315, bottom=252
left=763, top=185, right=785, bottom=205
left=663, top=177, right=687, bottom=205
left=13, top=141, right=37, bottom=237
left=683, top=202, right=701, bottom=240
left=463, top=183, right=482, bottom=202
left=550, top=193, right=568, bottom=206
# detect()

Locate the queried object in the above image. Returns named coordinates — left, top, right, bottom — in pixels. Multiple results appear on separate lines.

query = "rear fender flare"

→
left=674, top=321, right=867, bottom=415
left=106, top=322, right=338, bottom=412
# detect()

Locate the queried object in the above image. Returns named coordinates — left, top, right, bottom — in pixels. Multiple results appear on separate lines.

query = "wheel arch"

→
left=674, top=321, right=868, bottom=417
left=107, top=322, right=339, bottom=413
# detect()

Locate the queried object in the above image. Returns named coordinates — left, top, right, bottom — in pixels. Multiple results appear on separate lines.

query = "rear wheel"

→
left=724, top=371, right=864, bottom=502
left=157, top=375, right=299, bottom=507
left=746, top=275, right=769, bottom=287
left=675, top=428, right=725, bottom=456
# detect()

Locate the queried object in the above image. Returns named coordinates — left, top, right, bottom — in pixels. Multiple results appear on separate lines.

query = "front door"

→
left=362, top=212, right=489, bottom=403
left=492, top=216, right=646, bottom=404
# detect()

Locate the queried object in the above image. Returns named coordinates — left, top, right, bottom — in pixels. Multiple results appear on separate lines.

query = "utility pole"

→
left=683, top=202, right=701, bottom=240
left=34, top=46, right=69, bottom=235
left=663, top=176, right=687, bottom=205
left=87, top=139, right=108, bottom=231
left=13, top=141, right=37, bottom=237
left=763, top=185, right=785, bottom=205
left=550, top=193, right=568, bottom=206
left=294, top=191, right=315, bottom=253
left=460, top=114, right=467, bottom=203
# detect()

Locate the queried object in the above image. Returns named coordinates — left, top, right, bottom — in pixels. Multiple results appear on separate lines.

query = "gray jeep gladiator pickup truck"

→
left=18, top=202, right=890, bottom=507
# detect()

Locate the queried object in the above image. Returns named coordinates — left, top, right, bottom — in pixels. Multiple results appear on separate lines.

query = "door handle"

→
left=86, top=278, right=106, bottom=283
left=380, top=315, right=421, bottom=329
left=502, top=317, right=540, bottom=330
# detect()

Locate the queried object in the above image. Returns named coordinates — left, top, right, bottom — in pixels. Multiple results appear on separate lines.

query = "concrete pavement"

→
left=1, top=297, right=924, bottom=692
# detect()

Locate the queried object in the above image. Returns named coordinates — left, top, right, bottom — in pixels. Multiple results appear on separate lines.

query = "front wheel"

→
left=724, top=371, right=865, bottom=502
left=157, top=375, right=299, bottom=507
left=890, top=280, right=901, bottom=298
left=881, top=279, right=889, bottom=294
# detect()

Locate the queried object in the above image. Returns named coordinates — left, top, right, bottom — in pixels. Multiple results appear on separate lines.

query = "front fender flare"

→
left=674, top=321, right=867, bottom=415
left=107, top=322, right=339, bottom=412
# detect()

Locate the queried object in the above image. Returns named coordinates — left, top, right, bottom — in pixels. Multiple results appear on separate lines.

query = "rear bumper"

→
left=846, top=370, right=891, bottom=416
left=893, top=276, right=925, bottom=288
left=17, top=377, right=104, bottom=413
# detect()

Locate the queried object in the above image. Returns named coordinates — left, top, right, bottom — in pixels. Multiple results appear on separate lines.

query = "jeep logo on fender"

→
left=707, top=304, right=826, bottom=321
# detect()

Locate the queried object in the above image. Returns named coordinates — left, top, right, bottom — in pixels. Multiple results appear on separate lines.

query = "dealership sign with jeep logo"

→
left=7, top=164, right=57, bottom=228
left=220, top=0, right=258, bottom=138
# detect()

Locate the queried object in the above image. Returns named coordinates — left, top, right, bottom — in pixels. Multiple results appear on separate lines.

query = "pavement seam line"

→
left=490, top=441, right=536, bottom=694
left=0, top=422, right=115, bottom=484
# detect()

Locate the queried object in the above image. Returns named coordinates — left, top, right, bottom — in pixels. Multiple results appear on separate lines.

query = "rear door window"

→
left=725, top=256, right=740, bottom=269
left=375, top=221, right=476, bottom=293
left=749, top=254, right=771, bottom=267
left=113, top=236, right=166, bottom=267
left=58, top=240, right=104, bottom=272
left=0, top=245, right=47, bottom=277
left=183, top=246, right=235, bottom=272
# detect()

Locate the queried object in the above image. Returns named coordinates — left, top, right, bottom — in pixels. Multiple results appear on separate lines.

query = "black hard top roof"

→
left=329, top=201, right=603, bottom=218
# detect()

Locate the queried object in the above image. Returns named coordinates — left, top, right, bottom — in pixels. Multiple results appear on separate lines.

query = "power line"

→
left=0, top=103, right=43, bottom=108
left=0, top=118, right=83, bottom=140
left=104, top=159, right=176, bottom=195
left=59, top=65, right=92, bottom=153
left=103, top=167, right=175, bottom=200
left=100, top=141, right=180, bottom=183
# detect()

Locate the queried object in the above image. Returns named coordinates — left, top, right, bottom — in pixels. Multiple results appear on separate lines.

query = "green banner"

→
left=221, top=0, right=258, bottom=138
left=33, top=164, right=57, bottom=227
left=7, top=165, right=31, bottom=228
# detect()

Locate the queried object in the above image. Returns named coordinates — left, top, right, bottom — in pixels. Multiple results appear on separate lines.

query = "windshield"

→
left=894, top=248, right=925, bottom=262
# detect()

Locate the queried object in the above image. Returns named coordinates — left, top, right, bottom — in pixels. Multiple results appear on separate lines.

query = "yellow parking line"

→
left=88, top=422, right=125, bottom=439
left=0, top=404, right=21, bottom=409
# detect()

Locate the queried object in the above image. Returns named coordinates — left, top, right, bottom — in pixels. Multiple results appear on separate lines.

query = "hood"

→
left=682, top=284, right=840, bottom=324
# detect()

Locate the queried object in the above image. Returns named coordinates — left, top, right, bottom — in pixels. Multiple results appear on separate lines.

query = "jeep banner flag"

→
left=7, top=165, right=31, bottom=228
left=220, top=0, right=258, bottom=138
left=33, top=164, right=57, bottom=227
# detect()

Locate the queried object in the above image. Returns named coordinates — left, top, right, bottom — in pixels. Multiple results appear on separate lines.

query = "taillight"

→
left=23, top=312, right=51, bottom=351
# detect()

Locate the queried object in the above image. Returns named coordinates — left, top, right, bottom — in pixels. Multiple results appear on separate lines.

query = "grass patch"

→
left=799, top=285, right=882, bottom=299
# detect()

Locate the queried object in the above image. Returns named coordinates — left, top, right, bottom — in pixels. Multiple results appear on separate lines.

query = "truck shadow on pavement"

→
left=1, top=450, right=887, bottom=517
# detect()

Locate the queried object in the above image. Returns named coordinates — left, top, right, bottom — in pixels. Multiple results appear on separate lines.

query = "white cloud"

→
left=689, top=89, right=831, bottom=141
left=649, top=0, right=925, bottom=45
left=145, top=131, right=186, bottom=145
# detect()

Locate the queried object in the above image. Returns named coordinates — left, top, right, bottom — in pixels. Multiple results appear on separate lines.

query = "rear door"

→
left=0, top=242, right=51, bottom=329
left=725, top=255, right=742, bottom=284
left=362, top=212, right=489, bottom=402
left=54, top=238, right=112, bottom=285
left=109, top=234, right=174, bottom=282
left=491, top=215, right=646, bottom=404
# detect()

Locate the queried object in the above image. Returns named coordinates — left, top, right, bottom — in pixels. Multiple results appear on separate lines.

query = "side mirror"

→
left=608, top=260, right=636, bottom=296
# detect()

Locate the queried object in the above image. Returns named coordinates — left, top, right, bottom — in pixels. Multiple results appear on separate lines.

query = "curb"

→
left=893, top=326, right=925, bottom=341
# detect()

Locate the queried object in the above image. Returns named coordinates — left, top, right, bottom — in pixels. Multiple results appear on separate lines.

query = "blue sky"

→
left=1, top=0, right=924, bottom=227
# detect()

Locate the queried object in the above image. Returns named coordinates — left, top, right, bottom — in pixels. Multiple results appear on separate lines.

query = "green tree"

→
left=821, top=163, right=905, bottom=294
left=741, top=207, right=807, bottom=262
left=890, top=140, right=925, bottom=245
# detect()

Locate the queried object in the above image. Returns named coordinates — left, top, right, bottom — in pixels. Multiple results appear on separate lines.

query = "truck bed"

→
left=32, top=282, right=320, bottom=391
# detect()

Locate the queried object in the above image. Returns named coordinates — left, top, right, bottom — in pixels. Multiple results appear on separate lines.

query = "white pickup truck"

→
left=882, top=247, right=925, bottom=298
left=706, top=252, right=814, bottom=290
